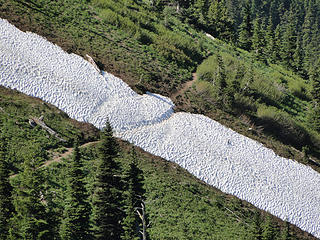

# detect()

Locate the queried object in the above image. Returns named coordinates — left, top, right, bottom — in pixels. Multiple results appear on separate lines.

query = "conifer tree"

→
left=250, top=0, right=261, bottom=18
left=215, top=54, right=227, bottom=104
left=251, top=211, right=262, bottom=240
left=280, top=221, right=291, bottom=240
left=0, top=135, right=14, bottom=240
left=265, top=16, right=276, bottom=63
left=262, top=216, right=276, bottom=240
left=206, top=0, right=234, bottom=41
left=121, top=147, right=144, bottom=240
left=91, top=121, right=122, bottom=239
left=293, top=36, right=306, bottom=76
left=60, top=145, right=91, bottom=240
left=9, top=144, right=50, bottom=239
left=238, top=1, right=253, bottom=50
left=302, top=0, right=317, bottom=49
left=273, top=24, right=282, bottom=62
left=281, top=13, right=297, bottom=69
left=308, top=61, right=320, bottom=131
left=192, top=0, right=208, bottom=26
left=252, top=17, right=266, bottom=62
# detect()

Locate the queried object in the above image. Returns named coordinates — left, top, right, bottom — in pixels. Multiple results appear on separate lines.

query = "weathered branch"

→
left=136, top=202, right=147, bottom=240
left=30, top=116, right=66, bottom=142
left=85, top=54, right=101, bottom=74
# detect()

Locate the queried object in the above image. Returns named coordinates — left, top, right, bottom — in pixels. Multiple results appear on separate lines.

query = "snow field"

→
left=0, top=18, right=319, bottom=238
left=0, top=19, right=174, bottom=132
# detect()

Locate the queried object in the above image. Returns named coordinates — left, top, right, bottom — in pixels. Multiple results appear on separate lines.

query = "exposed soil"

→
left=171, top=73, right=197, bottom=100
left=43, top=141, right=100, bottom=167
left=10, top=141, right=100, bottom=178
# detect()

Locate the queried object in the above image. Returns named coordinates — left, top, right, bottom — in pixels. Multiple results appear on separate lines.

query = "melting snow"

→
left=0, top=18, right=319, bottom=238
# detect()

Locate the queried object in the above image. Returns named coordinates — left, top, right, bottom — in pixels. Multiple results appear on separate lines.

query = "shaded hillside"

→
left=0, top=86, right=315, bottom=239
left=1, top=0, right=319, bottom=168
left=1, top=0, right=320, bottom=238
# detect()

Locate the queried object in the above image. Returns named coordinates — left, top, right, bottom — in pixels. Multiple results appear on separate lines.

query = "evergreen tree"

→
left=273, top=24, right=282, bottom=62
left=302, top=0, right=317, bottom=49
left=191, top=0, right=208, bottom=26
left=60, top=145, right=91, bottom=240
left=293, top=36, right=306, bottom=76
left=238, top=1, right=253, bottom=50
left=121, top=147, right=144, bottom=240
left=242, top=65, right=254, bottom=96
left=308, top=60, right=320, bottom=131
left=280, top=221, right=291, bottom=240
left=207, top=0, right=234, bottom=41
left=9, top=144, right=50, bottom=240
left=215, top=54, right=227, bottom=104
left=250, top=0, right=261, bottom=18
left=91, top=121, right=122, bottom=239
left=0, top=135, right=14, bottom=240
left=269, top=0, right=281, bottom=26
left=262, top=216, right=276, bottom=240
left=251, top=211, right=262, bottom=240
left=281, top=12, right=297, bottom=69
left=252, top=17, right=266, bottom=62
left=265, top=16, right=276, bottom=63
left=225, top=0, right=241, bottom=27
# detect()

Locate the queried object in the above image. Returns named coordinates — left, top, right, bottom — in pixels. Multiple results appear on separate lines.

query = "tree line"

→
left=0, top=122, right=145, bottom=240
left=150, top=0, right=320, bottom=78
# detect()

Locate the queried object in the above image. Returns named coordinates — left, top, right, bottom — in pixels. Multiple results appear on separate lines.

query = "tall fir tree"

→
left=265, top=16, right=276, bottom=63
left=60, top=145, right=91, bottom=240
left=273, top=24, right=282, bottom=62
left=121, top=147, right=145, bottom=240
left=238, top=0, right=253, bottom=50
left=251, top=211, right=262, bottom=240
left=191, top=0, right=208, bottom=26
left=293, top=36, right=306, bottom=77
left=308, top=60, right=320, bottom=131
left=215, top=53, right=227, bottom=102
left=262, top=216, right=276, bottom=240
left=280, top=221, right=291, bottom=240
left=207, top=0, right=234, bottom=41
left=9, top=143, right=50, bottom=240
left=251, top=17, right=266, bottom=63
left=91, top=121, right=123, bottom=239
left=0, top=135, right=14, bottom=240
left=281, top=11, right=297, bottom=69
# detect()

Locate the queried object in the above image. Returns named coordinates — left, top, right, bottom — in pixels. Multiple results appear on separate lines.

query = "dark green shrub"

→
left=257, top=106, right=310, bottom=148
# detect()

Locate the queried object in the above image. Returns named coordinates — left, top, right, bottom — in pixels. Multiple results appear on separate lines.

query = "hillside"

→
left=1, top=0, right=320, bottom=166
left=0, top=85, right=316, bottom=239
left=1, top=0, right=320, bottom=239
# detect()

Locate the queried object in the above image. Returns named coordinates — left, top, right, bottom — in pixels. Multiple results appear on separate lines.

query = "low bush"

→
left=257, top=105, right=310, bottom=149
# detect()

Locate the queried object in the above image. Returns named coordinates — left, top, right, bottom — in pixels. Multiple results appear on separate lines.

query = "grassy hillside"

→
left=0, top=0, right=319, bottom=238
left=1, top=0, right=319, bottom=169
left=0, top=86, right=99, bottom=173
left=0, top=86, right=314, bottom=239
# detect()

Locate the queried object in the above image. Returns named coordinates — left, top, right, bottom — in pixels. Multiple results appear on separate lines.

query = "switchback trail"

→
left=10, top=141, right=99, bottom=178
left=171, top=73, right=197, bottom=100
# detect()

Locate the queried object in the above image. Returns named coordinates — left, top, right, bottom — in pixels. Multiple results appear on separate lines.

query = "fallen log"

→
left=85, top=54, right=101, bottom=74
left=30, top=116, right=66, bottom=142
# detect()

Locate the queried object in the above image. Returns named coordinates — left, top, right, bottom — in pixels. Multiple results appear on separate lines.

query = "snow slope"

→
left=0, top=18, right=320, bottom=238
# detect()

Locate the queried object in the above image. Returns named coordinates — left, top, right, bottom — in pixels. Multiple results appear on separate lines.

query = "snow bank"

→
left=0, top=19, right=174, bottom=131
left=0, top=18, right=320, bottom=238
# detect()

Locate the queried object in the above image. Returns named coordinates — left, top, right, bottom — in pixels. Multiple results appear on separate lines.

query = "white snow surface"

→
left=0, top=18, right=320, bottom=238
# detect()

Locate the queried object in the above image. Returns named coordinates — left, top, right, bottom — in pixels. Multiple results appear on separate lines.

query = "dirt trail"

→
left=42, top=141, right=99, bottom=168
left=171, top=73, right=197, bottom=99
left=10, top=141, right=99, bottom=178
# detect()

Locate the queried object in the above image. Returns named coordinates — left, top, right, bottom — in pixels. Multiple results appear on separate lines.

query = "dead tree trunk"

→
left=85, top=54, right=101, bottom=74
left=30, top=117, right=66, bottom=142
left=137, top=202, right=147, bottom=240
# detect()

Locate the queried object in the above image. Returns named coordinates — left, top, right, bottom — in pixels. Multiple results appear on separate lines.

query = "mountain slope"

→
left=0, top=85, right=315, bottom=239
left=1, top=18, right=320, bottom=238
